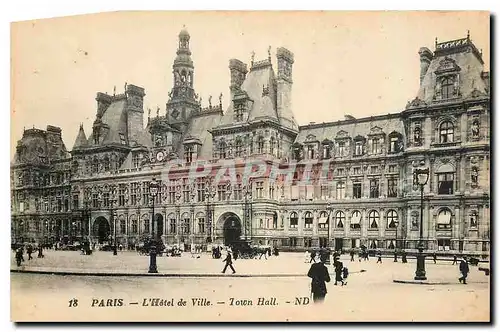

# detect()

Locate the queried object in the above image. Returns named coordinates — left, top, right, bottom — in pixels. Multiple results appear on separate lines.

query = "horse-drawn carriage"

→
left=136, top=238, right=166, bottom=256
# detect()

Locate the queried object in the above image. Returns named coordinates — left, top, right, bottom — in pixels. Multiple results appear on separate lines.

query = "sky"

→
left=10, top=11, right=490, bottom=157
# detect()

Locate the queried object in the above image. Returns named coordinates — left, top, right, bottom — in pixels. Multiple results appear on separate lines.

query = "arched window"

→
left=130, top=215, right=138, bottom=234
left=219, top=140, right=227, bottom=159
left=318, top=211, right=328, bottom=229
left=441, top=77, right=455, bottom=99
left=304, top=211, right=313, bottom=229
left=103, top=155, right=110, bottom=172
left=270, top=136, right=276, bottom=156
left=351, top=210, right=361, bottom=229
left=439, top=121, right=454, bottom=143
left=289, top=212, right=298, bottom=229
left=414, top=127, right=422, bottom=146
left=335, top=211, right=345, bottom=228
left=437, top=208, right=452, bottom=229
left=387, top=210, right=398, bottom=228
left=257, top=136, right=264, bottom=154
left=369, top=210, right=379, bottom=229
left=119, top=215, right=126, bottom=234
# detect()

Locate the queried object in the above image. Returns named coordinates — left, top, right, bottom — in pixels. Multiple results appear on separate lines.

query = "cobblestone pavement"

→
left=10, top=250, right=491, bottom=281
left=11, top=269, right=489, bottom=322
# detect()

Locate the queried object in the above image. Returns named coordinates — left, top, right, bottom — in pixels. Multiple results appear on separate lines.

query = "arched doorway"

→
left=155, top=214, right=164, bottom=237
left=220, top=212, right=242, bottom=245
left=93, top=217, right=110, bottom=244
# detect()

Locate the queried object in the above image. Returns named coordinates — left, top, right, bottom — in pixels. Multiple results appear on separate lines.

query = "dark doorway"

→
left=93, top=217, right=110, bottom=243
left=335, top=238, right=343, bottom=251
left=155, top=214, right=164, bottom=237
left=222, top=213, right=242, bottom=246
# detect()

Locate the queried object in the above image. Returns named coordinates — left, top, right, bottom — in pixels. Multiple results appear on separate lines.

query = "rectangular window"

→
left=355, top=141, right=363, bottom=156
left=437, top=239, right=451, bottom=251
left=198, top=218, right=205, bottom=234
left=372, top=138, right=380, bottom=154
left=256, top=181, right=264, bottom=199
left=217, top=185, right=226, bottom=201
left=73, top=194, right=79, bottom=210
left=290, top=216, right=298, bottom=228
left=268, top=185, right=275, bottom=199
left=353, top=167, right=361, bottom=175
left=119, top=133, right=127, bottom=145
left=168, top=185, right=176, bottom=204
left=183, top=179, right=190, bottom=203
left=169, top=219, right=176, bottom=234
left=353, top=182, right=362, bottom=199
left=289, top=237, right=297, bottom=247
left=370, top=166, right=379, bottom=174
left=338, top=142, right=345, bottom=156
left=130, top=183, right=137, bottom=205
left=132, top=154, right=141, bottom=169
left=234, top=184, right=242, bottom=201
left=102, top=193, right=109, bottom=208
left=370, top=179, right=379, bottom=198
left=142, top=182, right=150, bottom=205
left=197, top=182, right=205, bottom=202
left=387, top=177, right=398, bottom=198
left=323, top=145, right=331, bottom=159
left=57, top=198, right=62, bottom=212
left=132, top=220, right=138, bottom=233
left=438, top=173, right=454, bottom=195
left=118, top=187, right=125, bottom=206
left=320, top=185, right=329, bottom=199
left=388, top=165, right=397, bottom=173
left=183, top=219, right=190, bottom=234
left=337, top=168, right=345, bottom=176
left=336, top=182, right=346, bottom=199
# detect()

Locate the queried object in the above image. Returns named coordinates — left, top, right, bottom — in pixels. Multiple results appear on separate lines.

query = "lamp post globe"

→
left=148, top=178, right=159, bottom=273
left=414, top=161, right=429, bottom=281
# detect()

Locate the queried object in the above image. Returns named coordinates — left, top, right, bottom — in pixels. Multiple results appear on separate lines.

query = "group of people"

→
left=14, top=244, right=44, bottom=267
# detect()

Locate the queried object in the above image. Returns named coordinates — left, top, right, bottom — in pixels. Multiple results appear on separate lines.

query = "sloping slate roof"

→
left=135, top=125, right=153, bottom=148
left=101, top=100, right=128, bottom=145
left=72, top=125, right=88, bottom=149
left=248, top=94, right=278, bottom=123
left=295, top=117, right=404, bottom=143
left=219, top=64, right=278, bottom=126
left=417, top=52, right=488, bottom=103
left=184, top=112, right=222, bottom=159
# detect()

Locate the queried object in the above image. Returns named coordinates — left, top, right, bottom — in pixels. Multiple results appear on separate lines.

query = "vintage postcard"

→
left=10, top=11, right=490, bottom=322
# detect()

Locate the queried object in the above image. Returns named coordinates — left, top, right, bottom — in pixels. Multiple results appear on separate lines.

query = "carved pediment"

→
left=405, top=96, right=428, bottom=109
left=467, top=88, right=488, bottom=99
left=336, top=130, right=349, bottom=139
left=435, top=57, right=461, bottom=74
left=368, top=126, right=385, bottom=136
left=305, top=134, right=317, bottom=142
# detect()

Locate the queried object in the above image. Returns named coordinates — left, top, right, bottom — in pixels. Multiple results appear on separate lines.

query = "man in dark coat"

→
left=15, top=247, right=24, bottom=267
left=433, top=252, right=437, bottom=264
left=393, top=250, right=398, bottom=262
left=458, top=257, right=470, bottom=284
left=376, top=250, right=382, bottom=263
left=37, top=245, right=44, bottom=258
left=334, top=257, right=344, bottom=286
left=307, top=255, right=331, bottom=303
left=402, top=251, right=408, bottom=263
left=350, top=249, right=355, bottom=262
left=221, top=251, right=236, bottom=274
left=26, top=244, right=33, bottom=260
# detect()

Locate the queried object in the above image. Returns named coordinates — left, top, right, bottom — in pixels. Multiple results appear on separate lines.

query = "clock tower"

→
left=166, top=27, right=200, bottom=132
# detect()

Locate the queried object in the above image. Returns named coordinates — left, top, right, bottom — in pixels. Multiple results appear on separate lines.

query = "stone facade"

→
left=11, top=31, right=490, bottom=255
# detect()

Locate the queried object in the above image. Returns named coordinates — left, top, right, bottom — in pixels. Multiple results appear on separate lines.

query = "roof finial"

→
left=251, top=51, right=255, bottom=65
left=113, top=86, right=116, bottom=96
left=156, top=106, right=160, bottom=118
left=219, top=93, right=223, bottom=107
left=268, top=46, right=271, bottom=60
left=148, top=108, right=151, bottom=120
left=467, top=30, right=470, bottom=40
left=124, top=82, right=127, bottom=92
left=435, top=37, right=438, bottom=47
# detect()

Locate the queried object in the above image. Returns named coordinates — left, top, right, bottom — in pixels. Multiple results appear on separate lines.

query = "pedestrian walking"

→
left=350, top=249, right=355, bottom=262
left=334, top=257, right=344, bottom=286
left=37, top=245, right=44, bottom=258
left=342, top=266, right=349, bottom=285
left=458, top=257, right=470, bottom=284
left=304, top=250, right=310, bottom=263
left=309, top=250, right=316, bottom=263
left=393, top=250, right=398, bottom=262
left=27, top=244, right=33, bottom=260
left=15, top=247, right=24, bottom=267
left=452, top=254, right=458, bottom=265
left=190, top=245, right=196, bottom=258
left=307, top=255, right=331, bottom=303
left=402, top=250, right=407, bottom=263
left=221, top=251, right=236, bottom=274
left=433, top=252, right=437, bottom=264
left=376, top=250, right=382, bottom=264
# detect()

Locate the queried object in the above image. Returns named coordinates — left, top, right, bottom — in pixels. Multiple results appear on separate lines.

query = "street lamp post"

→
left=394, top=220, right=399, bottom=262
left=413, top=161, right=429, bottom=281
left=326, top=201, right=333, bottom=249
left=111, top=187, right=118, bottom=256
left=148, top=178, right=159, bottom=273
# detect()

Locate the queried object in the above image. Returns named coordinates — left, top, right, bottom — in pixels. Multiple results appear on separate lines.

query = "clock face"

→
left=156, top=151, right=165, bottom=162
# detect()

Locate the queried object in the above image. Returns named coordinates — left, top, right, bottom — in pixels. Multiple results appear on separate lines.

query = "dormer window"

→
left=371, top=138, right=381, bottom=154
left=414, top=126, right=422, bottom=146
left=441, top=77, right=455, bottom=99
left=323, top=145, right=331, bottom=159
left=185, top=146, right=194, bottom=163
left=269, top=137, right=276, bottom=156
left=257, top=136, right=264, bottom=154
left=235, top=138, right=243, bottom=157
left=439, top=121, right=454, bottom=143
left=234, top=103, right=245, bottom=122
left=388, top=132, right=403, bottom=153
left=307, top=145, right=315, bottom=159
left=354, top=140, right=363, bottom=156
left=338, top=141, right=346, bottom=157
